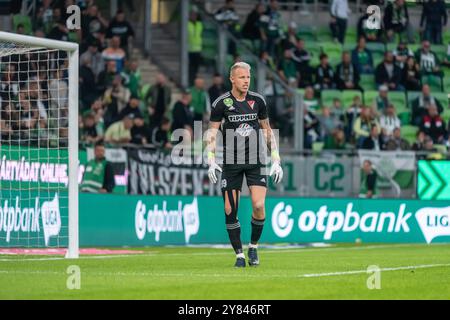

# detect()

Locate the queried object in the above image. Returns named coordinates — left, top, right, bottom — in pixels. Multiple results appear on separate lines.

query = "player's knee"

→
left=252, top=200, right=265, bottom=214
left=224, top=204, right=233, bottom=215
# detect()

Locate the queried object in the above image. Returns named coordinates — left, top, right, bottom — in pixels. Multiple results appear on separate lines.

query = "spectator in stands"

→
left=304, top=107, right=321, bottom=149
left=314, top=53, right=335, bottom=91
left=359, top=159, right=378, bottom=199
left=102, top=36, right=126, bottom=73
left=357, top=11, right=382, bottom=42
left=242, top=2, right=265, bottom=50
left=121, top=60, right=141, bottom=98
left=130, top=115, right=150, bottom=145
left=80, top=55, right=98, bottom=109
left=80, top=38, right=105, bottom=82
left=420, top=103, right=447, bottom=144
left=102, top=75, right=131, bottom=127
left=106, top=9, right=135, bottom=52
left=384, top=127, right=410, bottom=151
left=318, top=106, right=344, bottom=141
left=81, top=4, right=108, bottom=45
left=393, top=41, right=413, bottom=69
left=330, top=0, right=350, bottom=44
left=335, top=51, right=361, bottom=91
left=330, top=98, right=346, bottom=124
left=353, top=105, right=380, bottom=147
left=146, top=73, right=172, bottom=127
left=48, top=69, right=68, bottom=123
left=383, top=0, right=411, bottom=43
left=80, top=141, right=115, bottom=194
left=47, top=16, right=69, bottom=41
left=371, top=85, right=390, bottom=116
left=292, top=39, right=314, bottom=88
left=118, top=96, right=142, bottom=120
left=80, top=112, right=102, bottom=145
left=259, top=0, right=282, bottom=57
left=302, top=86, right=320, bottom=114
left=324, top=128, right=346, bottom=150
left=379, top=104, right=401, bottom=138
left=82, top=98, right=105, bottom=136
left=352, top=37, right=374, bottom=74
left=415, top=40, right=443, bottom=78
left=171, top=90, right=194, bottom=137
left=104, top=113, right=134, bottom=144
left=281, top=21, right=299, bottom=51
left=35, top=0, right=54, bottom=35
left=420, top=0, right=447, bottom=45
left=411, top=84, right=444, bottom=126
left=361, top=125, right=384, bottom=150
left=345, top=95, right=362, bottom=141
left=149, top=117, right=172, bottom=149
left=208, top=73, right=227, bottom=105
left=214, top=0, right=240, bottom=35
left=412, top=130, right=427, bottom=151
left=375, top=51, right=403, bottom=91
left=188, top=7, right=203, bottom=85
left=402, top=56, right=421, bottom=91
left=0, top=64, right=19, bottom=101
left=190, top=77, right=210, bottom=122
left=98, top=60, right=118, bottom=93
left=278, top=49, right=299, bottom=85
left=0, top=103, right=15, bottom=142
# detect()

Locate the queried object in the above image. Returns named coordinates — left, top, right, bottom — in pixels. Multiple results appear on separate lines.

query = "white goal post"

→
left=0, top=31, right=79, bottom=258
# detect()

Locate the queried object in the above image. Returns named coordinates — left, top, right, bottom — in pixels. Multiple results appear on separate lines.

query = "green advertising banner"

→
left=2, top=193, right=450, bottom=248
left=76, top=194, right=450, bottom=246
left=418, top=161, right=450, bottom=200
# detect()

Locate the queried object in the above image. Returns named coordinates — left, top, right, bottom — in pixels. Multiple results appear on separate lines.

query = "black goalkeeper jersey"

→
left=210, top=91, right=268, bottom=165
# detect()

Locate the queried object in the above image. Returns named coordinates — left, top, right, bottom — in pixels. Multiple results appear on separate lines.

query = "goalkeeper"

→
left=206, top=62, right=283, bottom=268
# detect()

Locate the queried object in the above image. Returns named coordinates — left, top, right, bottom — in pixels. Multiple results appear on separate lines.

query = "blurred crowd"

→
left=1, top=0, right=449, bottom=157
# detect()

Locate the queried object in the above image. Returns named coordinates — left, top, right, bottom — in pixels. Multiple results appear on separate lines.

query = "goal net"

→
left=0, top=32, right=79, bottom=258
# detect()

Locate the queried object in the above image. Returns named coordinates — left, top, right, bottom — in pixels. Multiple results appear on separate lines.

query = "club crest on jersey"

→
left=236, top=123, right=253, bottom=137
left=224, top=98, right=234, bottom=107
left=248, top=100, right=255, bottom=109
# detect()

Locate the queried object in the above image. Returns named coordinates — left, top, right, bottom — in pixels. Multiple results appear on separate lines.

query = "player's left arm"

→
left=259, top=118, right=280, bottom=163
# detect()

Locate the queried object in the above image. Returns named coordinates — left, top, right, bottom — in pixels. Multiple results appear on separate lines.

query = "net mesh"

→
left=0, top=40, right=70, bottom=248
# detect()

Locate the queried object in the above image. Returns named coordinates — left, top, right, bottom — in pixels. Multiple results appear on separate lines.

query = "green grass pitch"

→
left=1, top=243, right=450, bottom=299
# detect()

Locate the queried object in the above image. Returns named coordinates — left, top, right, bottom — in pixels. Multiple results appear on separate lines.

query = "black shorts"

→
left=221, top=164, right=267, bottom=191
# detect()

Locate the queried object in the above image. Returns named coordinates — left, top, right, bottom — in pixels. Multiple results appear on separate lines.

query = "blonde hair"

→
left=230, top=62, right=251, bottom=76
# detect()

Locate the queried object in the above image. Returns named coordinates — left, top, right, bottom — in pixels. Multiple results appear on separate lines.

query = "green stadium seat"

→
left=363, top=90, right=379, bottom=106
left=315, top=26, right=333, bottom=42
left=441, top=108, right=450, bottom=123
left=421, top=75, right=443, bottom=92
left=312, top=142, right=324, bottom=155
left=388, top=91, right=407, bottom=110
left=444, top=30, right=450, bottom=44
left=407, top=91, right=422, bottom=108
left=372, top=52, right=385, bottom=68
left=297, top=26, right=316, bottom=42
left=366, top=42, right=386, bottom=55
left=434, top=144, right=448, bottom=154
left=342, top=90, right=363, bottom=109
left=360, top=74, right=377, bottom=91
left=320, top=42, right=342, bottom=67
left=13, top=14, right=32, bottom=35
left=400, top=125, right=419, bottom=145
left=321, top=89, right=342, bottom=107
left=344, top=27, right=357, bottom=45
left=434, top=92, right=449, bottom=110
left=433, top=45, right=447, bottom=62
left=444, top=77, right=450, bottom=95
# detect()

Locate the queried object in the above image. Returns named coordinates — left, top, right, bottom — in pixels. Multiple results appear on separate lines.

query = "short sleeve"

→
left=210, top=99, right=225, bottom=122
left=258, top=96, right=268, bottom=120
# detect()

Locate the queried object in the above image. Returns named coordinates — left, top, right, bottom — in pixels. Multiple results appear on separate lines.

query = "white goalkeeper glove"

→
left=207, top=152, right=222, bottom=184
left=269, top=151, right=283, bottom=184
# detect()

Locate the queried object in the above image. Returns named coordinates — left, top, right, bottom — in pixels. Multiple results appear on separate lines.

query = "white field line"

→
left=1, top=263, right=450, bottom=279
left=0, top=243, right=444, bottom=262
